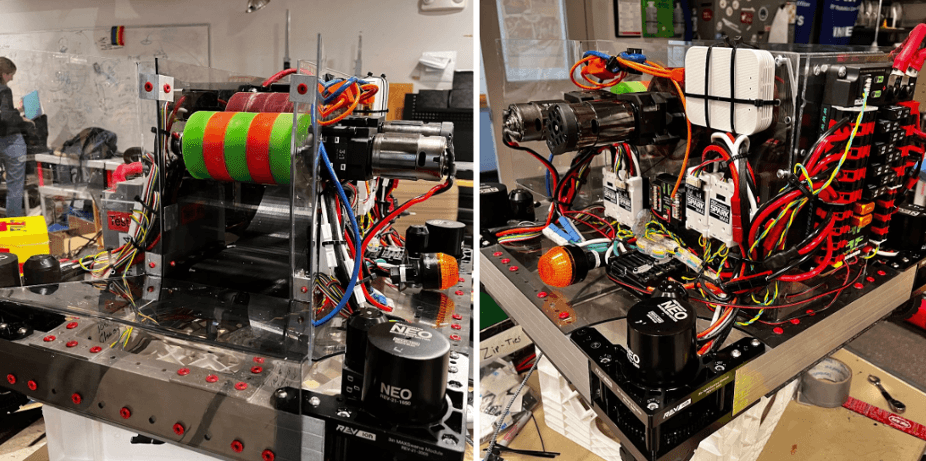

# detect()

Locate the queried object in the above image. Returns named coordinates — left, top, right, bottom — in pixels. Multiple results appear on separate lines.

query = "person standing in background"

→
left=0, top=57, right=30, bottom=218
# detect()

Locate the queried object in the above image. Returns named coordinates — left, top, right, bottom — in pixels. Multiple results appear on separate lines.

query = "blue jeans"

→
left=0, top=134, right=26, bottom=218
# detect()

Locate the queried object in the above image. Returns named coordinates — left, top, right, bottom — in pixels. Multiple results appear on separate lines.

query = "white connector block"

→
left=685, top=167, right=711, bottom=236
left=603, top=170, right=644, bottom=228
left=707, top=176, right=736, bottom=248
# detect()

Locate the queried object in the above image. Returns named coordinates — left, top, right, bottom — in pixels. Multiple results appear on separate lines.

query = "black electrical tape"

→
left=133, top=196, right=157, bottom=215
left=704, top=45, right=713, bottom=130
left=683, top=93, right=780, bottom=107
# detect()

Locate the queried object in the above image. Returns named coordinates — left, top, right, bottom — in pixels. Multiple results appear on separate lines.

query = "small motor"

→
left=624, top=286, right=699, bottom=388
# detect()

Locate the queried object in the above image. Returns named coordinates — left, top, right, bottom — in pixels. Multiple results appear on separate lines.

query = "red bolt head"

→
left=866, top=276, right=875, bottom=283
left=27, top=381, right=36, bottom=391
left=205, top=375, right=218, bottom=383
left=235, top=382, right=248, bottom=391
left=66, top=322, right=78, bottom=329
left=509, top=266, right=519, bottom=272
left=6, top=374, right=15, bottom=385
left=297, top=83, right=308, bottom=94
left=120, top=407, right=132, bottom=419
left=177, top=368, right=190, bottom=376
left=877, top=270, right=887, bottom=276
left=772, top=327, right=784, bottom=335
left=559, top=312, right=570, bottom=320
left=537, top=291, right=548, bottom=298
left=262, top=449, right=276, bottom=461
left=452, top=313, right=463, bottom=320
left=71, top=393, right=82, bottom=405
left=806, top=309, right=815, bottom=316
left=66, top=340, right=78, bottom=348
left=454, top=290, right=464, bottom=296
left=301, top=286, right=308, bottom=293
left=789, top=318, right=800, bottom=325
left=493, top=251, right=502, bottom=257
left=170, top=261, right=176, bottom=267
left=147, top=286, right=154, bottom=292
left=500, top=258, right=511, bottom=264
left=231, top=440, right=244, bottom=453
left=144, top=82, right=153, bottom=92
left=163, top=83, right=171, bottom=93
left=173, top=423, right=185, bottom=436
left=253, top=357, right=265, bottom=364
left=451, top=324, right=462, bottom=330
left=90, top=346, right=102, bottom=353
left=450, top=334, right=461, bottom=341
left=251, top=366, right=263, bottom=374
left=854, top=282, right=864, bottom=289
left=458, top=278, right=465, bottom=283
left=43, top=335, right=56, bottom=342
left=149, top=262, right=156, bottom=268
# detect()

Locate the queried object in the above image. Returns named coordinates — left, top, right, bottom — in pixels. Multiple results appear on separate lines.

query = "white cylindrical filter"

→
left=674, top=2, right=685, bottom=35
left=646, top=2, right=659, bottom=34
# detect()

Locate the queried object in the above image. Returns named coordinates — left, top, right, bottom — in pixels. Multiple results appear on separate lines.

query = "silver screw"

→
left=337, top=408, right=352, bottom=418
left=309, top=397, right=320, bottom=407
left=777, top=169, right=789, bottom=179
left=714, top=363, right=725, bottom=372
left=731, top=349, right=742, bottom=358
left=590, top=342, right=601, bottom=349
left=813, top=65, right=822, bottom=75
left=600, top=355, right=612, bottom=365
left=442, top=435, right=458, bottom=445
left=647, top=402, right=659, bottom=410
left=838, top=66, right=847, bottom=78
left=751, top=339, right=761, bottom=347
left=784, top=116, right=793, bottom=125
left=17, top=327, right=27, bottom=336
left=449, top=366, right=459, bottom=373
left=0, top=323, right=7, bottom=330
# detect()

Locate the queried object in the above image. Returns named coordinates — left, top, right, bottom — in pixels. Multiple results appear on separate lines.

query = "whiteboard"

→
left=0, top=25, right=210, bottom=154
left=0, top=25, right=210, bottom=67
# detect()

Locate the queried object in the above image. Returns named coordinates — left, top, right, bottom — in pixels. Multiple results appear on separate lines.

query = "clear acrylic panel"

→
left=0, top=47, right=329, bottom=460
left=0, top=48, right=144, bottom=260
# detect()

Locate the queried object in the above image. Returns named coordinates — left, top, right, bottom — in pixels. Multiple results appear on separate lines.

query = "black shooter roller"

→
left=362, top=321, right=450, bottom=425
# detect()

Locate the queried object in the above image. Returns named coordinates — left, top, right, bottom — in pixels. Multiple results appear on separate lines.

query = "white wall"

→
left=0, top=0, right=473, bottom=90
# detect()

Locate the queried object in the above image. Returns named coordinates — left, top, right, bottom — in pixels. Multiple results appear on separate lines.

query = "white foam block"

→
left=685, top=46, right=775, bottom=135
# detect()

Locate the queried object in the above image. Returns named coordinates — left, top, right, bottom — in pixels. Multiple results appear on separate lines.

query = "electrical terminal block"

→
left=603, top=170, right=646, bottom=228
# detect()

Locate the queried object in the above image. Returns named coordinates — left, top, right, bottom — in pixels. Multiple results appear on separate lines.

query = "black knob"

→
left=509, top=188, right=535, bottom=222
left=22, top=254, right=60, bottom=286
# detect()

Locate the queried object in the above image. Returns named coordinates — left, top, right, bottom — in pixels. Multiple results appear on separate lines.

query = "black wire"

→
left=312, top=350, right=346, bottom=363
left=531, top=413, right=546, bottom=453
left=502, top=133, right=560, bottom=195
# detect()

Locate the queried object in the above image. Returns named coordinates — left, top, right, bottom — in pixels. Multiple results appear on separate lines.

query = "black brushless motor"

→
left=406, top=225, right=429, bottom=258
left=425, top=219, right=465, bottom=258
left=480, top=182, right=511, bottom=229
left=22, top=255, right=60, bottom=286
left=346, top=308, right=388, bottom=372
left=625, top=296, right=698, bottom=387
left=362, top=321, right=450, bottom=425
left=0, top=253, right=20, bottom=287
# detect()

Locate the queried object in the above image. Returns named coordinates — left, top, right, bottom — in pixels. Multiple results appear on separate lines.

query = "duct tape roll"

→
left=798, top=357, right=852, bottom=408
left=182, top=111, right=310, bottom=185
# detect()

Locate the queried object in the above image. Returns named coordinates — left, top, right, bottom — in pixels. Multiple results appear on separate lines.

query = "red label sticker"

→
left=107, top=212, right=131, bottom=232
left=702, top=9, right=713, bottom=21
left=740, top=11, right=754, bottom=24
left=181, top=203, right=205, bottom=225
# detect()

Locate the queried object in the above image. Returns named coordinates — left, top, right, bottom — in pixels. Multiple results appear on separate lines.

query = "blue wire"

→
left=545, top=153, right=554, bottom=197
left=314, top=142, right=363, bottom=327
left=582, top=50, right=612, bottom=60
left=322, top=77, right=358, bottom=104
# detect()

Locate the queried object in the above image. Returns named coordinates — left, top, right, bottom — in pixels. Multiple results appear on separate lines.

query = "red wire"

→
left=779, top=235, right=833, bottom=283
left=261, top=68, right=297, bottom=87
